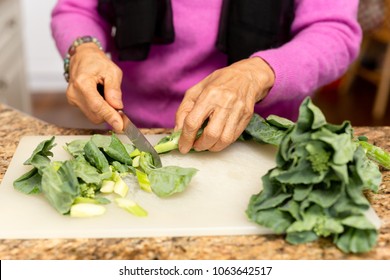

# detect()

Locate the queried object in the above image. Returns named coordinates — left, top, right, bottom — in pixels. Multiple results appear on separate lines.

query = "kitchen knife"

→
left=97, top=84, right=162, bottom=168
left=118, top=110, right=162, bottom=168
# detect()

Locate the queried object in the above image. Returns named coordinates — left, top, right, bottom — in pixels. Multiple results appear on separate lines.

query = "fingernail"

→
left=112, top=120, right=122, bottom=131
left=112, top=98, right=123, bottom=108
left=193, top=145, right=203, bottom=152
left=179, top=145, right=189, bottom=154
left=115, top=98, right=123, bottom=108
left=108, top=90, right=123, bottom=108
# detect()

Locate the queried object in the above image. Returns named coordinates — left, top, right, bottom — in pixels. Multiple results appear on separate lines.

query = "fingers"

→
left=87, top=90, right=123, bottom=132
left=68, top=79, right=123, bottom=131
left=103, top=67, right=123, bottom=110
left=192, top=108, right=228, bottom=151
left=66, top=44, right=124, bottom=131
left=178, top=102, right=252, bottom=153
left=176, top=58, right=272, bottom=153
left=101, top=68, right=124, bottom=131
left=208, top=106, right=252, bottom=152
left=194, top=101, right=253, bottom=152
left=177, top=79, right=241, bottom=154
left=175, top=83, right=203, bottom=130
left=177, top=90, right=241, bottom=154
left=178, top=101, right=211, bottom=154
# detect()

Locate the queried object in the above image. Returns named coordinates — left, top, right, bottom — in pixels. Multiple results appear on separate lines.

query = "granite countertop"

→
left=0, top=103, right=389, bottom=260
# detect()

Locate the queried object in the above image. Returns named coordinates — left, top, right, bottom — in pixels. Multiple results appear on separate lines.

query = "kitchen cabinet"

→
left=0, top=0, right=31, bottom=113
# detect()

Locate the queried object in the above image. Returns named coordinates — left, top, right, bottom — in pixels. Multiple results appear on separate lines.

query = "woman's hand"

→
left=175, top=57, right=275, bottom=153
left=67, top=42, right=124, bottom=131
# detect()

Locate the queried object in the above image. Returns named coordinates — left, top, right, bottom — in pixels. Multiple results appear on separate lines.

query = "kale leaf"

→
left=246, top=97, right=382, bottom=253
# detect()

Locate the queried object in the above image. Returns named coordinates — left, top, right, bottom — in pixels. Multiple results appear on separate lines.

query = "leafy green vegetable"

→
left=115, top=197, right=148, bottom=217
left=242, top=114, right=292, bottom=146
left=149, top=166, right=198, bottom=197
left=139, top=152, right=156, bottom=175
left=71, top=156, right=105, bottom=185
left=13, top=168, right=42, bottom=194
left=83, top=140, right=111, bottom=175
left=266, top=115, right=295, bottom=129
left=92, top=133, right=132, bottom=165
left=112, top=171, right=129, bottom=197
left=73, top=196, right=111, bottom=205
left=79, top=183, right=100, bottom=199
left=305, top=141, right=331, bottom=173
left=70, top=203, right=106, bottom=218
left=335, top=227, right=377, bottom=254
left=100, top=179, right=115, bottom=194
left=41, top=160, right=80, bottom=214
left=246, top=97, right=383, bottom=253
left=154, top=130, right=181, bottom=154
left=14, top=132, right=198, bottom=216
left=133, top=148, right=198, bottom=198
left=154, top=129, right=204, bottom=154
left=135, top=169, right=152, bottom=192
left=64, top=139, right=88, bottom=157
left=24, top=136, right=56, bottom=165
left=358, top=139, right=390, bottom=173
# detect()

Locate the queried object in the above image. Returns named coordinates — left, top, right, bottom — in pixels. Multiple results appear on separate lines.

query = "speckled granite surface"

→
left=0, top=103, right=389, bottom=260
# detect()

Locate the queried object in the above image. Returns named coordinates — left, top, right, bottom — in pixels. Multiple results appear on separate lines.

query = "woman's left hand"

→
left=175, top=57, right=275, bottom=153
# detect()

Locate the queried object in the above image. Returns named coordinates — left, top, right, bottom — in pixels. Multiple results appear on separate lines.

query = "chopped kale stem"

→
left=358, top=140, right=390, bottom=170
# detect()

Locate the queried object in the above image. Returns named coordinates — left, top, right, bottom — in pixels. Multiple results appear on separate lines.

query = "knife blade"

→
left=96, top=84, right=162, bottom=168
left=118, top=110, right=162, bottom=168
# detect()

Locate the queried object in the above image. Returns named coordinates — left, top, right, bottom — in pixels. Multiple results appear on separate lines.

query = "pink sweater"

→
left=51, top=0, right=362, bottom=128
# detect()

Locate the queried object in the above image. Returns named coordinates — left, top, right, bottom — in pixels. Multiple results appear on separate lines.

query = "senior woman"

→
left=51, top=0, right=362, bottom=153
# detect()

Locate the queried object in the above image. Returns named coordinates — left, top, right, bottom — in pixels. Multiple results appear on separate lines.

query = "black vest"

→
left=98, top=0, right=295, bottom=64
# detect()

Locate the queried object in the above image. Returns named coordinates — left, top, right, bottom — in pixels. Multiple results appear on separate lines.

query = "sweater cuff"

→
left=250, top=49, right=296, bottom=108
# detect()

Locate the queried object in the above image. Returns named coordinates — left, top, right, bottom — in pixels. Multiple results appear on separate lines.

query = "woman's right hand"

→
left=67, top=42, right=124, bottom=131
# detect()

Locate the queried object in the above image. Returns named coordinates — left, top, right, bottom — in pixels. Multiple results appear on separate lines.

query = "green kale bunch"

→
left=246, top=97, right=382, bottom=253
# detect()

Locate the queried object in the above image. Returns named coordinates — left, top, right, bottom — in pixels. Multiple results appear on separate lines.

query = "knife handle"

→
left=97, top=83, right=105, bottom=98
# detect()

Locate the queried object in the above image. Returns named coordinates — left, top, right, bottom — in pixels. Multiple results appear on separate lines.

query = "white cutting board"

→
left=0, top=135, right=381, bottom=239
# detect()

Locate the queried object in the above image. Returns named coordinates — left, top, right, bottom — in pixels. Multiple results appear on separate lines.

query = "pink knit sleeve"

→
left=50, top=0, right=112, bottom=58
left=251, top=0, right=362, bottom=112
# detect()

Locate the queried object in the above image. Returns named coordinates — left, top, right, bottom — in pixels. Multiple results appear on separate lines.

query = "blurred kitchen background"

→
left=1, top=0, right=389, bottom=129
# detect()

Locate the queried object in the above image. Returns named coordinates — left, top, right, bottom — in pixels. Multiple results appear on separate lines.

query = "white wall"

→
left=21, top=0, right=66, bottom=92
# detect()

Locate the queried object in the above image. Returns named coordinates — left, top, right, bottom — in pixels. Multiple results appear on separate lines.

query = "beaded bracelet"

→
left=63, top=36, right=103, bottom=82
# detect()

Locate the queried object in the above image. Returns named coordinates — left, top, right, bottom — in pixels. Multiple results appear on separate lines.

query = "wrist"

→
left=74, top=42, right=102, bottom=53
left=63, top=36, right=103, bottom=82
left=249, top=56, right=275, bottom=102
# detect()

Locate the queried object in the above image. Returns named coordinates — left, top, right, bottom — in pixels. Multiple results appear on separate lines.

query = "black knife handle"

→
left=97, top=83, right=105, bottom=98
